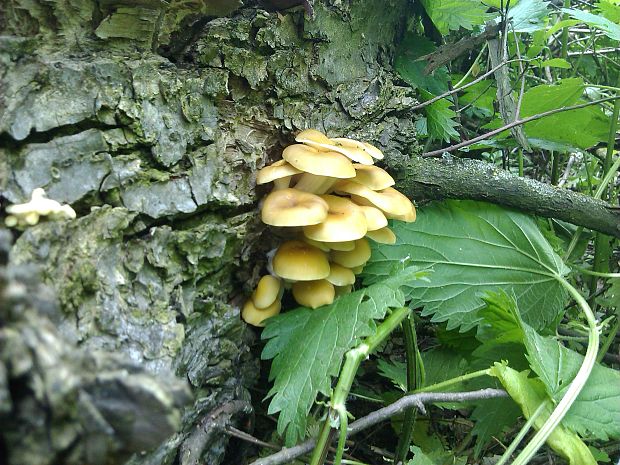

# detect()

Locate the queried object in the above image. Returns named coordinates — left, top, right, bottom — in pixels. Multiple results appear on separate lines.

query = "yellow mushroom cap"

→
left=335, top=181, right=412, bottom=216
left=282, top=144, right=356, bottom=178
left=326, top=263, right=356, bottom=286
left=295, top=128, right=333, bottom=145
left=351, top=265, right=365, bottom=274
left=385, top=202, right=417, bottom=222
left=273, top=240, right=330, bottom=281
left=303, top=195, right=367, bottom=242
left=359, top=205, right=388, bottom=231
left=352, top=164, right=395, bottom=190
left=327, top=240, right=355, bottom=251
left=366, top=226, right=396, bottom=244
left=331, top=238, right=371, bottom=268
left=302, top=237, right=331, bottom=252
left=261, top=188, right=329, bottom=226
left=241, top=298, right=281, bottom=327
left=331, top=137, right=384, bottom=160
left=257, top=160, right=303, bottom=185
left=292, top=279, right=335, bottom=309
left=296, top=139, right=375, bottom=165
left=252, top=275, right=282, bottom=309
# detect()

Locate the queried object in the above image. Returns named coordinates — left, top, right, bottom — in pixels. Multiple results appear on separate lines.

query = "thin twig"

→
left=512, top=26, right=527, bottom=121
left=558, top=153, right=579, bottom=187
left=410, top=59, right=529, bottom=111
left=567, top=48, right=620, bottom=55
left=422, top=96, right=620, bottom=157
left=226, top=426, right=281, bottom=450
left=247, top=389, right=508, bottom=465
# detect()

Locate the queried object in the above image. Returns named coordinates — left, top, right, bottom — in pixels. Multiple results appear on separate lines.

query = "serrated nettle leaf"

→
left=420, top=0, right=491, bottom=34
left=377, top=359, right=408, bottom=391
left=395, top=33, right=450, bottom=95
left=261, top=267, right=423, bottom=445
left=365, top=201, right=570, bottom=332
left=490, top=363, right=597, bottom=465
left=422, top=90, right=460, bottom=143
left=523, top=325, right=620, bottom=440
left=476, top=291, right=525, bottom=346
left=520, top=78, right=609, bottom=149
left=478, top=292, right=620, bottom=441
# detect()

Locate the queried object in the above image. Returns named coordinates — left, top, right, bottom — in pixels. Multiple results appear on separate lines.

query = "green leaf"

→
left=546, top=19, right=581, bottom=38
left=507, top=0, right=551, bottom=32
left=600, top=278, right=620, bottom=308
left=523, top=326, right=620, bottom=440
left=406, top=445, right=468, bottom=465
left=520, top=78, right=609, bottom=149
left=364, top=201, right=570, bottom=332
left=405, top=446, right=435, bottom=465
left=377, top=359, right=408, bottom=391
left=455, top=76, right=496, bottom=117
left=395, top=33, right=450, bottom=95
left=470, top=396, right=522, bottom=457
left=262, top=267, right=423, bottom=445
left=597, top=0, right=620, bottom=23
left=490, top=363, right=597, bottom=465
left=423, top=91, right=460, bottom=142
left=563, top=7, right=620, bottom=40
left=420, top=0, right=490, bottom=34
left=476, top=292, right=620, bottom=441
left=475, top=291, right=525, bottom=347
left=539, top=58, right=572, bottom=69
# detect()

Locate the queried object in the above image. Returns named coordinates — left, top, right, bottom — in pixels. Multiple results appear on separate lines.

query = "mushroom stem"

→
left=294, top=174, right=336, bottom=194
left=273, top=177, right=292, bottom=190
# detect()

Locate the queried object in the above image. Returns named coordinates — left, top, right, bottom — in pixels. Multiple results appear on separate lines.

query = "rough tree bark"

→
left=0, top=1, right=418, bottom=464
left=0, top=1, right=618, bottom=465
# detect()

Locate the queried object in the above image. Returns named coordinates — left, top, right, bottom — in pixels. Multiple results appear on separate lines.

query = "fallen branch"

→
left=248, top=388, right=508, bottom=465
left=392, top=156, right=620, bottom=238
left=420, top=23, right=502, bottom=75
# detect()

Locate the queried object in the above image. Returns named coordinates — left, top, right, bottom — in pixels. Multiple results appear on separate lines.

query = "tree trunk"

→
left=0, top=1, right=416, bottom=464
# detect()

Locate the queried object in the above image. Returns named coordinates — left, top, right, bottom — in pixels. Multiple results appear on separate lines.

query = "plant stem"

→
left=415, top=369, right=491, bottom=393
left=597, top=316, right=619, bottom=364
left=564, top=153, right=620, bottom=259
left=590, top=77, right=620, bottom=285
left=561, top=0, right=571, bottom=64
left=551, top=151, right=562, bottom=185
left=495, top=401, right=549, bottom=465
left=394, top=314, right=422, bottom=464
left=574, top=267, right=620, bottom=278
left=518, top=148, right=524, bottom=177
left=309, top=307, right=411, bottom=465
left=510, top=278, right=599, bottom=465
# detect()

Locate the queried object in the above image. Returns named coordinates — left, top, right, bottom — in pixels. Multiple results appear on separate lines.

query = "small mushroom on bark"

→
left=252, top=275, right=283, bottom=309
left=242, top=299, right=282, bottom=327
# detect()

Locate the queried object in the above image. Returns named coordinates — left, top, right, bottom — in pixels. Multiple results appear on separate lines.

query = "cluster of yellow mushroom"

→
left=242, top=129, right=416, bottom=327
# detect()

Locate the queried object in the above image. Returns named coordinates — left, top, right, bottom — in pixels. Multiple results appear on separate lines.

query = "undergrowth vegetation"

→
left=247, top=1, right=620, bottom=464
